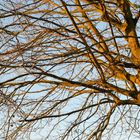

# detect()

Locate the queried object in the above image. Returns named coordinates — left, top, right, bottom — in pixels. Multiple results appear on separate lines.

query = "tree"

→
left=0, top=0, right=140, bottom=139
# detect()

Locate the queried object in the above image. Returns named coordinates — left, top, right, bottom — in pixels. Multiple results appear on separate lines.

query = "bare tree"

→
left=0, top=0, right=140, bottom=139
